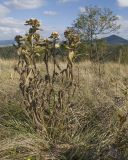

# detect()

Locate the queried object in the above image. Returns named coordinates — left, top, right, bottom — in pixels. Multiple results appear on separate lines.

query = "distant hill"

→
left=102, top=35, right=128, bottom=45
left=0, top=40, right=14, bottom=46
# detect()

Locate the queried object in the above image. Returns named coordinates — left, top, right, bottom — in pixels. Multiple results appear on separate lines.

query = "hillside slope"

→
left=103, top=35, right=128, bottom=45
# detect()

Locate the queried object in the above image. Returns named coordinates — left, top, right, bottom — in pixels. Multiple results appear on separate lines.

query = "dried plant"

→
left=14, top=19, right=80, bottom=140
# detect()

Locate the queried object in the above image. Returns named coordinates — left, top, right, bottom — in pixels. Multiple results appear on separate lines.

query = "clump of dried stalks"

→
left=14, top=19, right=80, bottom=141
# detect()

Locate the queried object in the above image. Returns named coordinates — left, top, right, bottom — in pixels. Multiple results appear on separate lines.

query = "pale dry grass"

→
left=0, top=59, right=128, bottom=159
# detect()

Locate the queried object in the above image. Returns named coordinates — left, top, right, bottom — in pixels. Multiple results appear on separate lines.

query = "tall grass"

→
left=0, top=58, right=127, bottom=159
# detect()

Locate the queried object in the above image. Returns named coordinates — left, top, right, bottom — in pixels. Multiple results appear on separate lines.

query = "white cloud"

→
left=42, top=24, right=65, bottom=37
left=43, top=11, right=57, bottom=16
left=0, top=17, right=24, bottom=27
left=0, top=26, right=25, bottom=40
left=0, top=17, right=27, bottom=40
left=4, top=0, right=45, bottom=9
left=115, top=15, right=128, bottom=38
left=43, top=25, right=64, bottom=33
left=58, top=0, right=78, bottom=3
left=0, top=4, right=10, bottom=17
left=117, top=0, right=128, bottom=7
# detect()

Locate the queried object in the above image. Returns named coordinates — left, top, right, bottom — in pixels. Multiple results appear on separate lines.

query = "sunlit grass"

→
left=0, top=58, right=127, bottom=159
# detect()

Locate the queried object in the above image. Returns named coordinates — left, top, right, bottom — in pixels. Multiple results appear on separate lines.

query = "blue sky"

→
left=0, top=0, right=128, bottom=40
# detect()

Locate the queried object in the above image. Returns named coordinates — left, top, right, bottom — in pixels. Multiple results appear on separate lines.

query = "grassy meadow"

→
left=0, top=58, right=127, bottom=159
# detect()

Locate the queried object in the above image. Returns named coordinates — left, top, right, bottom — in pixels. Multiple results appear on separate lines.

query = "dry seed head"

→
left=64, top=29, right=72, bottom=37
left=50, top=32, right=59, bottom=39
left=64, top=29, right=79, bottom=43
left=25, top=18, right=40, bottom=28
left=64, top=29, right=80, bottom=51
left=52, top=31, right=59, bottom=35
